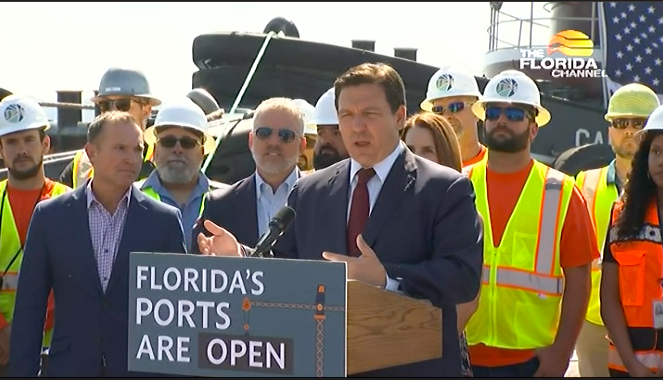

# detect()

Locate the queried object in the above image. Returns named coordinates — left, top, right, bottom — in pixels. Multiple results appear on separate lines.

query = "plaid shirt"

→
left=85, top=182, right=131, bottom=292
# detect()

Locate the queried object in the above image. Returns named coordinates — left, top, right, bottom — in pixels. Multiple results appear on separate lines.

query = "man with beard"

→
left=0, top=95, right=70, bottom=375
left=190, top=97, right=305, bottom=252
left=421, top=66, right=486, bottom=167
left=10, top=111, right=186, bottom=377
left=573, top=83, right=660, bottom=377
left=310, top=88, right=349, bottom=171
left=462, top=70, right=598, bottom=377
left=136, top=98, right=229, bottom=249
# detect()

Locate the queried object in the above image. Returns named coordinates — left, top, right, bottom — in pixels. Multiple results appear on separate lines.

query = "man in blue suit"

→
left=10, top=111, right=187, bottom=377
left=197, top=63, right=484, bottom=376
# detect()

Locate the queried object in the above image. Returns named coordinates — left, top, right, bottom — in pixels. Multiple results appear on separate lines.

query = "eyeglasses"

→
left=610, top=118, right=646, bottom=130
left=254, top=127, right=298, bottom=143
left=98, top=99, right=142, bottom=113
left=157, top=136, right=201, bottom=149
left=431, top=101, right=470, bottom=115
left=484, top=106, right=533, bottom=122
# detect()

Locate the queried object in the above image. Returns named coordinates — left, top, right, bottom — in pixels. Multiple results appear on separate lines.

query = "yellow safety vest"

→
left=464, top=160, right=574, bottom=349
left=575, top=165, right=620, bottom=326
left=72, top=143, right=154, bottom=189
left=135, top=177, right=226, bottom=217
left=0, top=179, right=70, bottom=348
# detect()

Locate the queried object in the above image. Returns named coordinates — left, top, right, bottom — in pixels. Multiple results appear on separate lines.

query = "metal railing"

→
left=487, top=3, right=599, bottom=53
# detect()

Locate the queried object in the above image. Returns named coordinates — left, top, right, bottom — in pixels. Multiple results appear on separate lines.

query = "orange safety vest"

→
left=606, top=200, right=663, bottom=373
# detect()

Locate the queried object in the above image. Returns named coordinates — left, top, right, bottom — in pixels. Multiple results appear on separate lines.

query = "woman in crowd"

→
left=401, top=112, right=477, bottom=377
left=601, top=105, right=663, bottom=377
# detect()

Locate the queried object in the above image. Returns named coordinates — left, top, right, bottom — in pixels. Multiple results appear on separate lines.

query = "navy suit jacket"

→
left=9, top=184, right=187, bottom=377
left=272, top=148, right=484, bottom=377
left=191, top=173, right=260, bottom=253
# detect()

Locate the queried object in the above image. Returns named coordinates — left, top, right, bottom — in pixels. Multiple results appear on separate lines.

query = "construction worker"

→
left=574, top=83, right=661, bottom=377
left=601, top=104, right=663, bottom=377
left=293, top=99, right=316, bottom=172
left=421, top=66, right=487, bottom=167
left=309, top=88, right=349, bottom=172
left=463, top=70, right=598, bottom=377
left=58, top=67, right=161, bottom=189
left=0, top=95, right=70, bottom=374
left=136, top=98, right=228, bottom=249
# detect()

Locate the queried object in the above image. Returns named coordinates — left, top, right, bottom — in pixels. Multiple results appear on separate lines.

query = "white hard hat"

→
left=471, top=70, right=551, bottom=127
left=292, top=99, right=316, bottom=136
left=642, top=104, right=663, bottom=132
left=420, top=66, right=482, bottom=112
left=144, top=98, right=216, bottom=155
left=0, top=95, right=50, bottom=138
left=310, top=88, right=338, bottom=127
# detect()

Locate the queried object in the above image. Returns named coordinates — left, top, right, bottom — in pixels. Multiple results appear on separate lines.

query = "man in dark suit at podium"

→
left=196, top=63, right=484, bottom=377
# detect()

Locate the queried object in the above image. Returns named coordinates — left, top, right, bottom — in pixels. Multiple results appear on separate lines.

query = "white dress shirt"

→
left=347, top=141, right=405, bottom=292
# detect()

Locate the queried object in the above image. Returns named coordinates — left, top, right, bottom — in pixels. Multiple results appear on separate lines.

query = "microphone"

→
left=251, top=206, right=297, bottom=258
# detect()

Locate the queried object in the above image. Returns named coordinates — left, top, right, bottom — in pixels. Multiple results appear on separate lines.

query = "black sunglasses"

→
left=157, top=136, right=201, bottom=149
left=431, top=101, right=470, bottom=115
left=610, top=118, right=646, bottom=130
left=98, top=99, right=142, bottom=113
left=484, top=106, right=533, bottom=122
left=254, top=127, right=298, bottom=143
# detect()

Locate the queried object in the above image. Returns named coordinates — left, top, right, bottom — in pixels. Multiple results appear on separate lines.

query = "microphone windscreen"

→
left=271, top=206, right=296, bottom=231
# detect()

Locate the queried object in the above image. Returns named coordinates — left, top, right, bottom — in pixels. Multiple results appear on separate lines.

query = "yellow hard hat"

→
left=605, top=83, right=660, bottom=121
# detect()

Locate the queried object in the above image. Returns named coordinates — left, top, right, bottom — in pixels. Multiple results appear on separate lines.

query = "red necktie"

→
left=347, top=168, right=375, bottom=257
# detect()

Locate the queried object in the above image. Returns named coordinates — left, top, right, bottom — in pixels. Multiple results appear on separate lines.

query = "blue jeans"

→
left=472, top=356, right=540, bottom=377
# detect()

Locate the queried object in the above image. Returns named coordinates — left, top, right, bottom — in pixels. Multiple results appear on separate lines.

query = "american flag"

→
left=602, top=2, right=663, bottom=96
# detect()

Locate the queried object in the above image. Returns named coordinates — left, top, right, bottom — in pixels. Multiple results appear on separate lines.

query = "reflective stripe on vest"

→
left=0, top=180, right=70, bottom=348
left=72, top=144, right=154, bottom=189
left=136, top=179, right=210, bottom=217
left=465, top=160, right=574, bottom=349
left=576, top=167, right=619, bottom=326
left=608, top=201, right=663, bottom=328
left=608, top=344, right=663, bottom=373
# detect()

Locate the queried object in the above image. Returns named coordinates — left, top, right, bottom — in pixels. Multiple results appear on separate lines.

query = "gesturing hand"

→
left=322, top=235, right=387, bottom=287
left=197, top=220, right=243, bottom=257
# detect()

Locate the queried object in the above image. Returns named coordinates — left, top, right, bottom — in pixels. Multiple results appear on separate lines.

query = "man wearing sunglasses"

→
left=195, top=63, right=485, bottom=377
left=421, top=66, right=487, bottom=167
left=137, top=98, right=228, bottom=249
left=190, top=97, right=305, bottom=252
left=58, top=67, right=161, bottom=189
left=573, top=83, right=661, bottom=378
left=463, top=70, right=598, bottom=377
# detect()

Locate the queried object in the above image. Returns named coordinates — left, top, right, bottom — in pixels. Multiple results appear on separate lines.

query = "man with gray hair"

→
left=190, top=97, right=306, bottom=252
left=136, top=98, right=229, bottom=248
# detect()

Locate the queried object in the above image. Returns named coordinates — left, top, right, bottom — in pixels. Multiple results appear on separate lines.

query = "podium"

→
left=346, top=280, right=443, bottom=375
left=128, top=253, right=443, bottom=377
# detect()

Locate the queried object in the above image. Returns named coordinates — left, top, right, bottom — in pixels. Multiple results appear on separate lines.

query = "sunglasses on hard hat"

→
left=254, top=127, right=298, bottom=143
left=610, top=118, right=646, bottom=130
left=431, top=102, right=470, bottom=115
left=157, top=136, right=201, bottom=149
left=98, top=99, right=142, bottom=113
left=484, top=106, right=533, bottom=122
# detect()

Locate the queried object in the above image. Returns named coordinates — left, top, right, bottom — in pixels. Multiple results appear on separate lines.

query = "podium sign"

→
left=128, top=252, right=347, bottom=377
